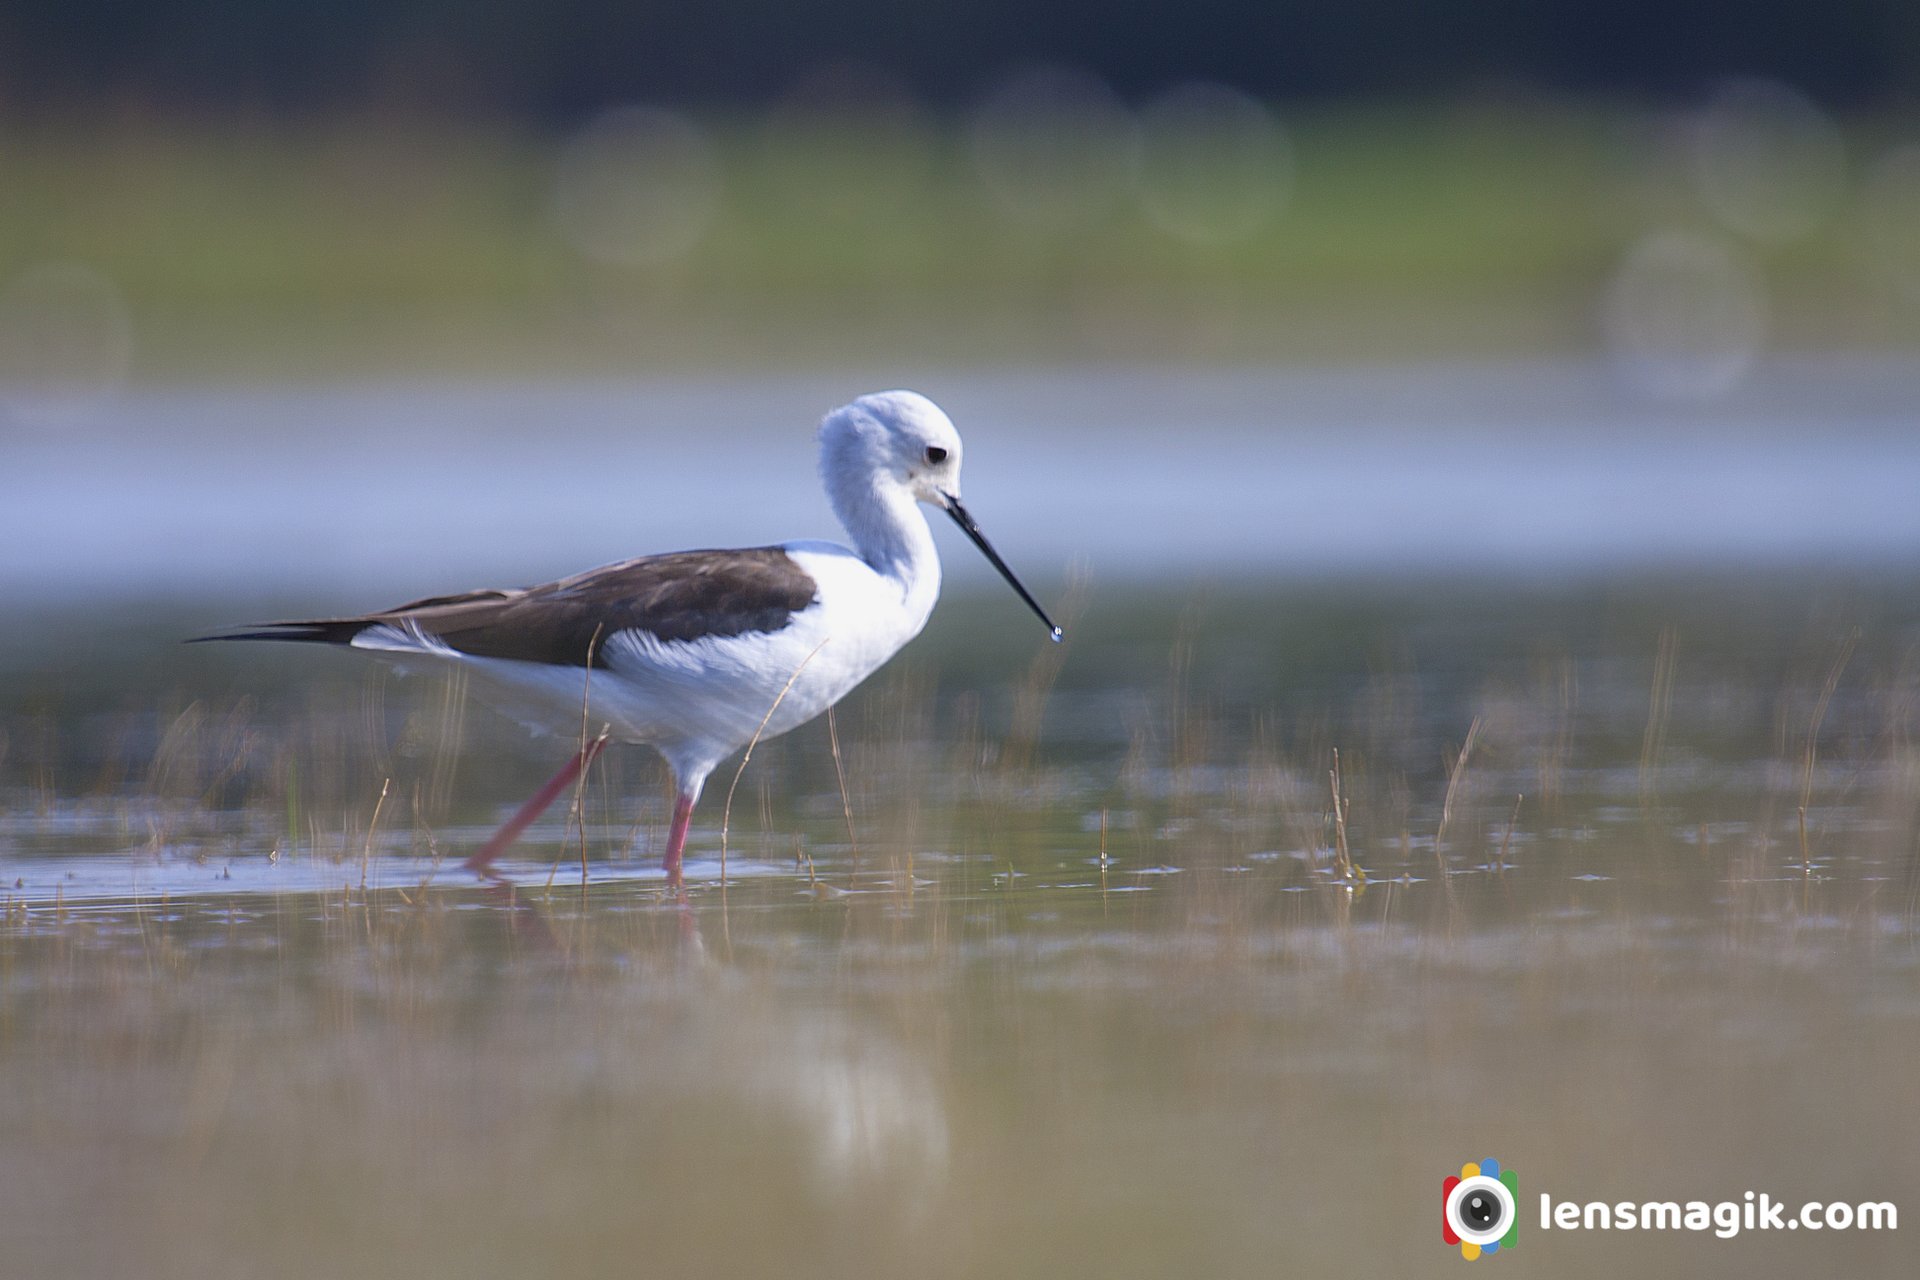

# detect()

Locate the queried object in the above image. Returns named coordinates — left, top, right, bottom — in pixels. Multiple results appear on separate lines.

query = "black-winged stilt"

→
left=200, top=391, right=1061, bottom=886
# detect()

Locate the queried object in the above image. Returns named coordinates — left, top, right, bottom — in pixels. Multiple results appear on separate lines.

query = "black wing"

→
left=196, top=547, right=819, bottom=669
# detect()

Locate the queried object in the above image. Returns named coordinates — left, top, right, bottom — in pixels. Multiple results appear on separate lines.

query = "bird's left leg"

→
left=462, top=736, right=610, bottom=880
left=662, top=790, right=696, bottom=889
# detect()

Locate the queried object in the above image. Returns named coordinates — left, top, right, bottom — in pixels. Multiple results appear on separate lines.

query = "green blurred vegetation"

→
left=2, top=105, right=1915, bottom=379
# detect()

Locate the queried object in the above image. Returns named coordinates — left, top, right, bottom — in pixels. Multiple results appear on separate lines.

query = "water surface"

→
left=3, top=364, right=1918, bottom=1276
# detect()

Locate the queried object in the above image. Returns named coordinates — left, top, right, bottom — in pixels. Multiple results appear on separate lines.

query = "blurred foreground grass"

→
left=3, top=104, right=1917, bottom=379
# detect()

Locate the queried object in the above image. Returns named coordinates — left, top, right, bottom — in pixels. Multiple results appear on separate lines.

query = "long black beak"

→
left=942, top=494, right=1063, bottom=643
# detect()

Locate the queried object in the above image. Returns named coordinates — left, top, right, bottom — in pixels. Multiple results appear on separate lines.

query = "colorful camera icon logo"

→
left=1442, top=1159, right=1518, bottom=1259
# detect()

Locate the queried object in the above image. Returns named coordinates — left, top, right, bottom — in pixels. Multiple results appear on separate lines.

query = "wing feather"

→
left=196, top=547, right=819, bottom=668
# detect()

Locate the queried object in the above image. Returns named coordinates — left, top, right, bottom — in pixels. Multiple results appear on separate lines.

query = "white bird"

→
left=201, top=391, right=1061, bottom=886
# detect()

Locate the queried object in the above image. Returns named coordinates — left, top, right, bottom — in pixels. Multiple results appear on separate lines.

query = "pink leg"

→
left=663, top=791, right=696, bottom=888
left=462, top=738, right=609, bottom=880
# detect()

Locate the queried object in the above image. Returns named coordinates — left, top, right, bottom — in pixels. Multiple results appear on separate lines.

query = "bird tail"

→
left=188, top=620, right=371, bottom=646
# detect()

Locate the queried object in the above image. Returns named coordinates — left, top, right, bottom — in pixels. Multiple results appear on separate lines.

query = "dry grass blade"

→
left=574, top=624, right=605, bottom=886
left=1435, top=716, right=1482, bottom=862
left=1496, top=793, right=1522, bottom=872
left=1328, top=747, right=1353, bottom=881
left=427, top=665, right=469, bottom=818
left=1639, top=624, right=1677, bottom=810
left=1801, top=628, right=1860, bottom=816
left=719, top=638, right=831, bottom=877
left=359, top=777, right=390, bottom=891
left=826, top=704, right=859, bottom=885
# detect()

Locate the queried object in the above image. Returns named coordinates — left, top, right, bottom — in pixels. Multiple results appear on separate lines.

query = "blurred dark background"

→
left=5, top=0, right=1918, bottom=116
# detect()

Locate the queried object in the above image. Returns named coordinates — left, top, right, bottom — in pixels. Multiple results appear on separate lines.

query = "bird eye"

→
left=925, top=446, right=949, bottom=464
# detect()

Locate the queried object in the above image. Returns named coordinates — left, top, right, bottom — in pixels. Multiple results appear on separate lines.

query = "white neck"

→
left=830, top=471, right=942, bottom=615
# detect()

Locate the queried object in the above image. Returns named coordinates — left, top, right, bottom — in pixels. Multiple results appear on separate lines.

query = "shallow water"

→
left=4, top=365, right=1920, bottom=1276
left=5, top=571, right=1920, bottom=1277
